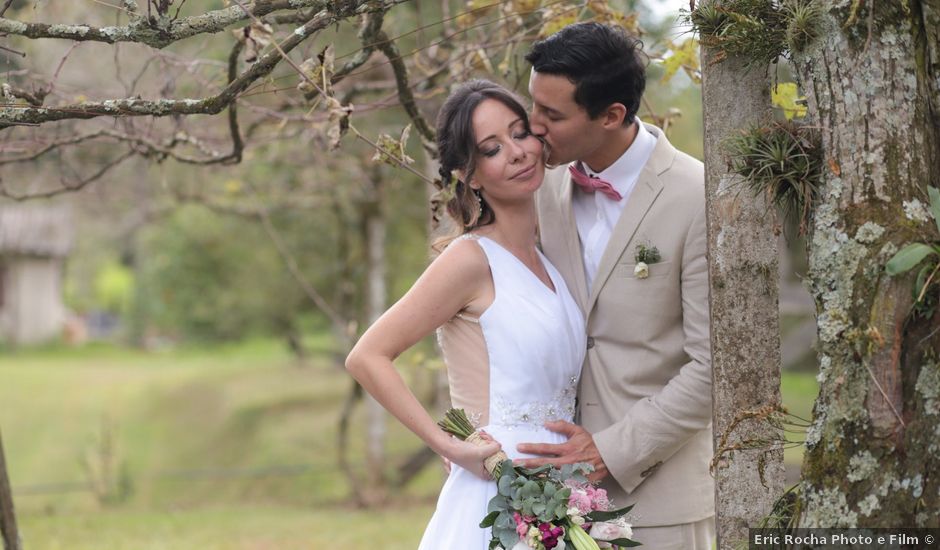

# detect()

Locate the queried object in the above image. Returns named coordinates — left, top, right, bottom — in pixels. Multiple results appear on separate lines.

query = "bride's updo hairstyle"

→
left=435, top=80, right=534, bottom=242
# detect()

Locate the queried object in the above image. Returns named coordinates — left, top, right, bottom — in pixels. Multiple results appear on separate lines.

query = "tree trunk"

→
left=362, top=167, right=388, bottom=497
left=0, top=432, right=22, bottom=550
left=701, top=33, right=786, bottom=548
left=795, top=1, right=940, bottom=527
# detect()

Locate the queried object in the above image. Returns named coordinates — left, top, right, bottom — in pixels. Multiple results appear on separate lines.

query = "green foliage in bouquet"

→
left=481, top=461, right=638, bottom=550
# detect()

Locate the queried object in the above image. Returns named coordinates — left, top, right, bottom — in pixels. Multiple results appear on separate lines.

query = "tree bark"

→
left=0, top=432, right=22, bottom=550
left=362, top=166, right=388, bottom=498
left=701, top=32, right=786, bottom=549
left=795, top=1, right=940, bottom=527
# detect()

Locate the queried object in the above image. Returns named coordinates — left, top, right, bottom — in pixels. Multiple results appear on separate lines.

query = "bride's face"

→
left=467, top=98, right=544, bottom=203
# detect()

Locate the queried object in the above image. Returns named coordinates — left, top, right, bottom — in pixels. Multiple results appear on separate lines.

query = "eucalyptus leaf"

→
left=488, top=496, right=509, bottom=513
left=498, top=527, right=519, bottom=550
left=498, top=474, right=513, bottom=496
left=479, top=510, right=500, bottom=528
left=494, top=513, right=515, bottom=529
left=886, top=243, right=935, bottom=275
left=522, top=480, right=541, bottom=497
left=520, top=464, right=553, bottom=476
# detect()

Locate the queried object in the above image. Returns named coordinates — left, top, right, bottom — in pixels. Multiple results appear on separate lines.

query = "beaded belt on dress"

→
left=490, top=376, right=578, bottom=429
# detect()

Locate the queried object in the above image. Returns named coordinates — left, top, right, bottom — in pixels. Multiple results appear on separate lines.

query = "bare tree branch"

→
left=0, top=148, right=135, bottom=200
left=0, top=2, right=402, bottom=129
left=0, top=1, right=397, bottom=49
left=374, top=26, right=435, bottom=146
left=0, top=84, right=47, bottom=107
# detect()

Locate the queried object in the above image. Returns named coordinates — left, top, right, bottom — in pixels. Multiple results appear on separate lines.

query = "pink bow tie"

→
left=568, top=162, right=622, bottom=201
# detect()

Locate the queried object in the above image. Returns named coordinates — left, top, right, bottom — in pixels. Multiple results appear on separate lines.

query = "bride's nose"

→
left=507, top=140, right=525, bottom=163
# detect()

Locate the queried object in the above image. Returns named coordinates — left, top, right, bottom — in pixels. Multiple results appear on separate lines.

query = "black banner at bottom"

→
left=748, top=529, right=939, bottom=549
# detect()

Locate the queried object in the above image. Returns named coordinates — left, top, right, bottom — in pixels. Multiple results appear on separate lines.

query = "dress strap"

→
left=454, top=312, right=481, bottom=324
left=453, top=232, right=481, bottom=242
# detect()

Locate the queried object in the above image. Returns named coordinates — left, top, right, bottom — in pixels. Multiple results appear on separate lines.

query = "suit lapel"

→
left=585, top=124, right=674, bottom=313
left=586, top=168, right=664, bottom=311
left=556, top=169, right=590, bottom=313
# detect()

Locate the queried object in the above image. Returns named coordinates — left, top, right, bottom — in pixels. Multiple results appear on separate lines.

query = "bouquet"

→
left=439, top=409, right=639, bottom=550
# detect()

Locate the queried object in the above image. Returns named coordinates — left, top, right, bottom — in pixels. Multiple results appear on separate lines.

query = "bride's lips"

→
left=510, top=164, right=536, bottom=180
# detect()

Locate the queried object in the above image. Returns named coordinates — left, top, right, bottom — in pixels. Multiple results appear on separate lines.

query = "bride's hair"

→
left=434, top=80, right=534, bottom=249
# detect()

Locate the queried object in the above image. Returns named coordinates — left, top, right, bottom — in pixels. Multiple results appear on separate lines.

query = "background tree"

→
left=0, top=432, right=21, bottom=550
left=692, top=0, right=940, bottom=532
left=699, top=2, right=785, bottom=546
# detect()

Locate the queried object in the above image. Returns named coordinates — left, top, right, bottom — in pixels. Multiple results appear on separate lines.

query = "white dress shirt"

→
left=573, top=122, right=657, bottom=288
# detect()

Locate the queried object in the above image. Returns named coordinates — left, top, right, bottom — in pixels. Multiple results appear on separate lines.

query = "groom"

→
left=516, top=22, right=715, bottom=549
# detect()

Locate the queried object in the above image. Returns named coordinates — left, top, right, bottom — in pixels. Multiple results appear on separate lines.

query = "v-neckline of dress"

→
left=478, top=236, right=557, bottom=295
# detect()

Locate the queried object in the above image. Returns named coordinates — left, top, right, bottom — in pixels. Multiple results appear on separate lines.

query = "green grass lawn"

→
left=1, top=339, right=819, bottom=548
left=18, top=504, right=433, bottom=549
left=1, top=338, right=443, bottom=548
left=780, top=368, right=818, bottom=468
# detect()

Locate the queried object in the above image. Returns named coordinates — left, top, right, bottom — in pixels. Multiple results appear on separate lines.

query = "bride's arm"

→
left=345, top=238, right=499, bottom=479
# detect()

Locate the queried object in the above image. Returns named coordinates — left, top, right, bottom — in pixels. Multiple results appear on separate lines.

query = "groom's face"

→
left=528, top=70, right=604, bottom=166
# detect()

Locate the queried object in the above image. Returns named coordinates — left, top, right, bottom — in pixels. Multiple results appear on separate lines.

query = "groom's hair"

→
left=525, top=22, right=647, bottom=124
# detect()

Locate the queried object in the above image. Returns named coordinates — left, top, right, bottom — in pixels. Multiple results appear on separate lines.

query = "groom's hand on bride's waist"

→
left=514, top=420, right=609, bottom=482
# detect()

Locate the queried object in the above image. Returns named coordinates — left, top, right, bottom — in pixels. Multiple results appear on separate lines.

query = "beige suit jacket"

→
left=536, top=124, right=714, bottom=526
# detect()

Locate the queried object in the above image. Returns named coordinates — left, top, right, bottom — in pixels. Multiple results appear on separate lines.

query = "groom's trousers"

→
left=630, top=516, right=715, bottom=550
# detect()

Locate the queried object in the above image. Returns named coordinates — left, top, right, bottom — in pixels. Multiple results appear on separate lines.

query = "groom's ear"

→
left=600, top=102, right=628, bottom=129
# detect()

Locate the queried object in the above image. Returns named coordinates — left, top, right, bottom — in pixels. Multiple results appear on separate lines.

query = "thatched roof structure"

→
left=0, top=203, right=73, bottom=258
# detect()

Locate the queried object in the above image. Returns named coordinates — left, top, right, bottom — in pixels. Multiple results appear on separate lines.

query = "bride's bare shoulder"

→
left=431, top=234, right=488, bottom=277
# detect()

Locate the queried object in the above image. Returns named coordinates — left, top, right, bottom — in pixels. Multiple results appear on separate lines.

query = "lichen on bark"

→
left=793, top=0, right=940, bottom=528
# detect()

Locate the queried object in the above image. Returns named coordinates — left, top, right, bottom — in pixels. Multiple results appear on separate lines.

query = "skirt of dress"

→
left=417, top=425, right=569, bottom=550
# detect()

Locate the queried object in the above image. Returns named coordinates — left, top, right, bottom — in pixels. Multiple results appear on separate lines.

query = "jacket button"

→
left=640, top=461, right=664, bottom=478
left=586, top=337, right=595, bottom=349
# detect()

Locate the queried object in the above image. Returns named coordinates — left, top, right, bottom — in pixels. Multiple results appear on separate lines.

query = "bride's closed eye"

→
left=480, top=130, right=533, bottom=158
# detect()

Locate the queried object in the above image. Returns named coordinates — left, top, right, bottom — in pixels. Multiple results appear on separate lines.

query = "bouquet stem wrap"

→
left=465, top=431, right=509, bottom=479
left=438, top=408, right=509, bottom=479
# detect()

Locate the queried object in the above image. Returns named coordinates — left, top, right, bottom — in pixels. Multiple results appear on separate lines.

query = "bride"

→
left=345, top=79, right=586, bottom=549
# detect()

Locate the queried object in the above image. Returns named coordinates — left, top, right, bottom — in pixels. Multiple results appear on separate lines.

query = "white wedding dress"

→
left=419, top=235, right=586, bottom=550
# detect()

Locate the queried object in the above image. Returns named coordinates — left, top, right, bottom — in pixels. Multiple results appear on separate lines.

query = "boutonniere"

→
left=633, top=242, right=661, bottom=279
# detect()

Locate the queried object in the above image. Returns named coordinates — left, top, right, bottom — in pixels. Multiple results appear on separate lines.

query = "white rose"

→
left=589, top=521, right=623, bottom=541
left=567, top=507, right=585, bottom=525
left=633, top=261, right=649, bottom=279
left=613, top=517, right=633, bottom=540
left=510, top=540, right=531, bottom=550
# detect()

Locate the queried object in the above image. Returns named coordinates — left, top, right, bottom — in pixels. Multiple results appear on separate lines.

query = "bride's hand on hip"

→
left=443, top=435, right=502, bottom=480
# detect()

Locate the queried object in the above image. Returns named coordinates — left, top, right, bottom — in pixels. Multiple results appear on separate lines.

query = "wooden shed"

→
left=0, top=204, right=73, bottom=345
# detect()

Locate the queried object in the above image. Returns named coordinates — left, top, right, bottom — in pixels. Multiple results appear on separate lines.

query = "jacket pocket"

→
left=618, top=260, right=673, bottom=279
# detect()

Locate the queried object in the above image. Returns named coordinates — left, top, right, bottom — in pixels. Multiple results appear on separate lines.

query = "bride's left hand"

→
left=443, top=433, right=503, bottom=480
left=440, top=431, right=493, bottom=474
left=514, top=420, right=609, bottom=482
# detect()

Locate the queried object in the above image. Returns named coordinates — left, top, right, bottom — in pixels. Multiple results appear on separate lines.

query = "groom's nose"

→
left=529, top=121, right=548, bottom=138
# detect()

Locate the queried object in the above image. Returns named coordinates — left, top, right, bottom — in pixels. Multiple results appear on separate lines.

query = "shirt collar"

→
left=582, top=121, right=657, bottom=196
